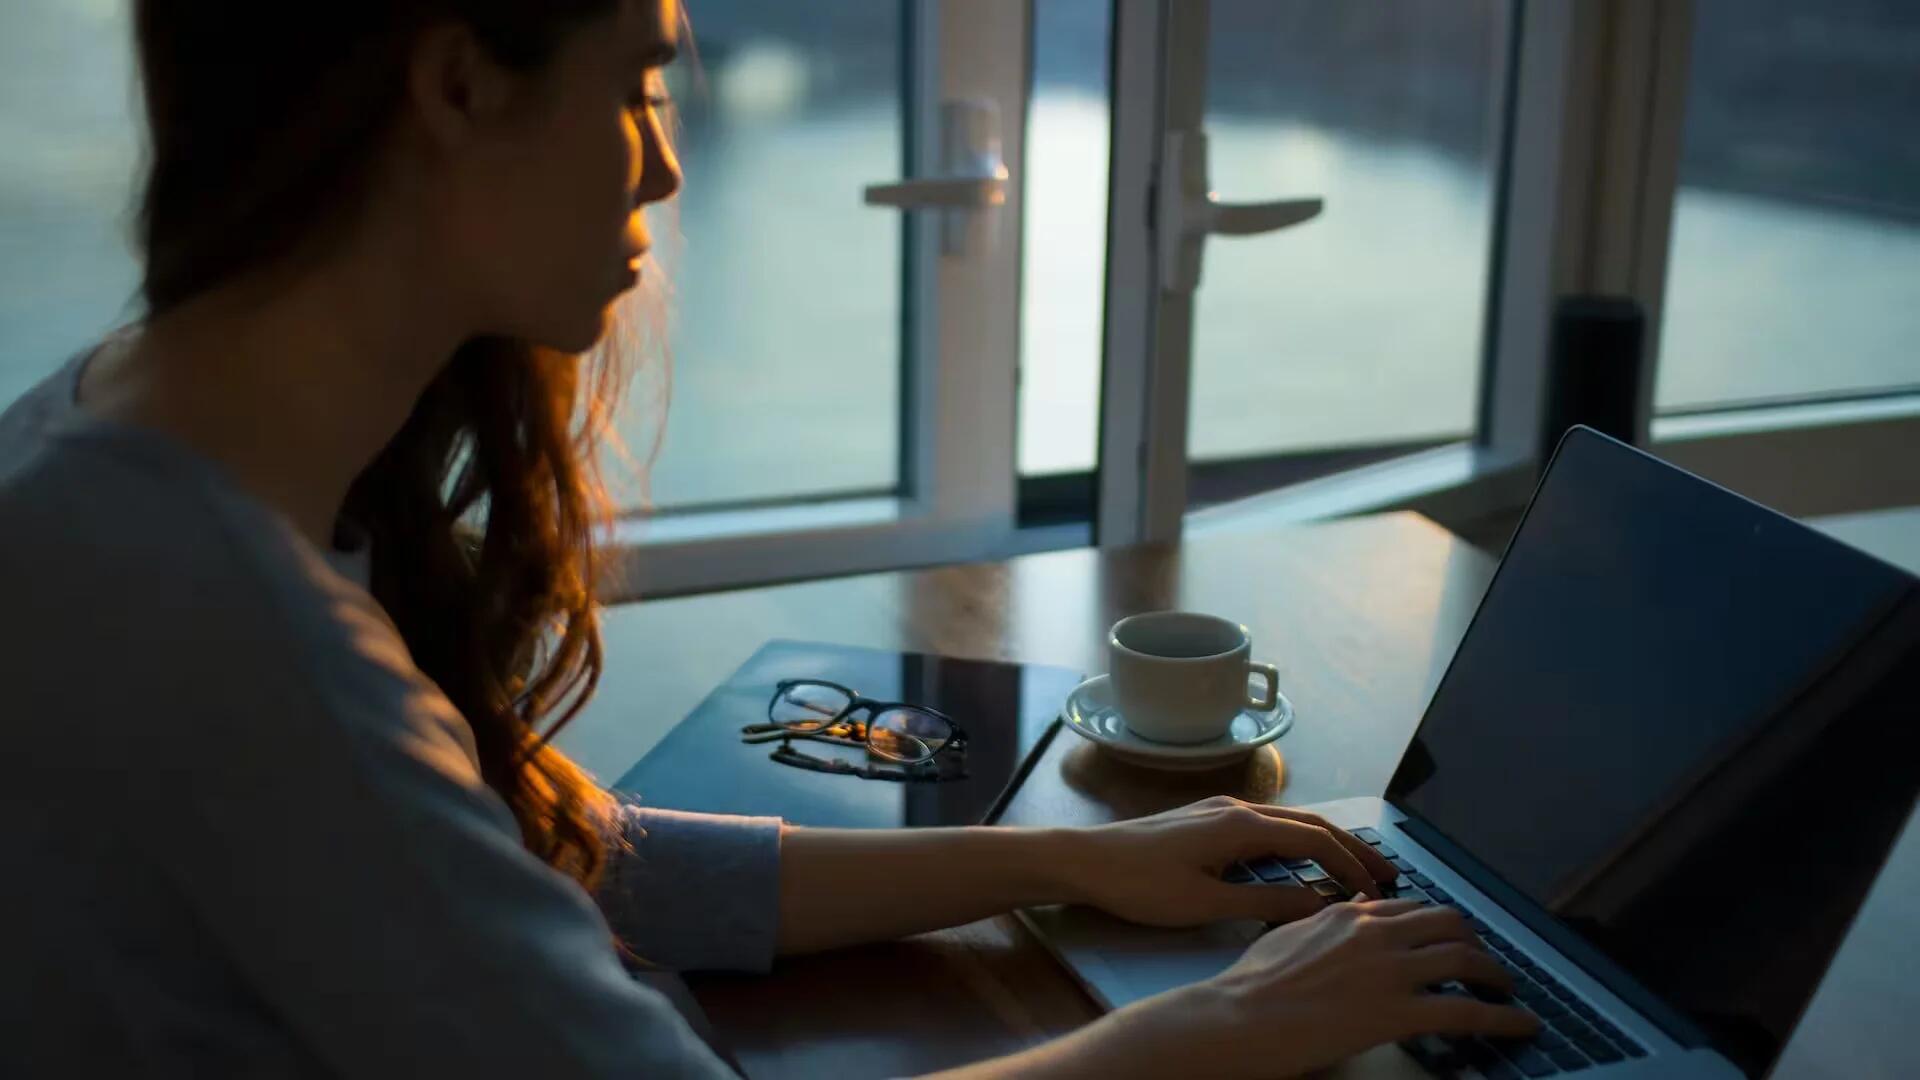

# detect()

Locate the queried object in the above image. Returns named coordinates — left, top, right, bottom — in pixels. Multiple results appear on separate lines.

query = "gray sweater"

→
left=0, top=354, right=782, bottom=1077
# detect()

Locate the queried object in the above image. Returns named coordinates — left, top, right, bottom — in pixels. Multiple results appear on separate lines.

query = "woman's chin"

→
left=540, top=308, right=614, bottom=355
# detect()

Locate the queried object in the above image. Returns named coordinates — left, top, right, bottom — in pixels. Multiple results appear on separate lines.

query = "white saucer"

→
left=1060, top=674, right=1293, bottom=771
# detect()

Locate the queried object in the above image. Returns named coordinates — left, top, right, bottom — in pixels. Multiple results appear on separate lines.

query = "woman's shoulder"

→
left=1, top=389, right=346, bottom=633
left=0, top=398, right=474, bottom=778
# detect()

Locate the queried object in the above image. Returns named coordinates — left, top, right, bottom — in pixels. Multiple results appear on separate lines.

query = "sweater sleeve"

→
left=597, top=804, right=785, bottom=972
left=132, top=553, right=748, bottom=1078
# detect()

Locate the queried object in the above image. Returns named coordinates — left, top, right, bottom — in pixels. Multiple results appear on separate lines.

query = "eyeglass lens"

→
left=770, top=682, right=854, bottom=731
left=867, top=707, right=956, bottom=763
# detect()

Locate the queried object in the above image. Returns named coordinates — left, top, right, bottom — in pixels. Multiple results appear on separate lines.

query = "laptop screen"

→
left=1387, top=428, right=1920, bottom=1077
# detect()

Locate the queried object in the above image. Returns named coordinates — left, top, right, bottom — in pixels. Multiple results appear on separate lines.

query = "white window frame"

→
left=606, top=0, right=1038, bottom=599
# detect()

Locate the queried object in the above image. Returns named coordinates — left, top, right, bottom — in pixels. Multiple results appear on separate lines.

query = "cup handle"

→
left=1246, top=662, right=1280, bottom=712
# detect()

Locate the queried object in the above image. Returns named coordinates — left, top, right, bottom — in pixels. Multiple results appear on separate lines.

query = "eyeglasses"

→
left=740, top=679, right=969, bottom=782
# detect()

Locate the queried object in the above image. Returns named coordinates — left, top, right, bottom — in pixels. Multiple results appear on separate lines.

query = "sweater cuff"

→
left=599, top=804, right=784, bottom=972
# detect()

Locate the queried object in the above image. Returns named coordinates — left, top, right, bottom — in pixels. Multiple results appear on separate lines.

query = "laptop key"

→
left=1293, top=864, right=1330, bottom=884
left=1352, top=827, right=1383, bottom=845
left=1533, top=1030, right=1570, bottom=1053
left=1281, top=856, right=1316, bottom=870
left=1500, top=1043, right=1561, bottom=1077
left=1547, top=980, right=1581, bottom=1003
left=1570, top=1001, right=1599, bottom=1021
left=1390, top=856, right=1415, bottom=872
left=1546, top=1045, right=1591, bottom=1072
left=1427, top=886, right=1453, bottom=903
left=1468, top=1037, right=1535, bottom=1078
left=1482, top=930, right=1512, bottom=951
left=1552, top=1016, right=1599, bottom=1045
left=1244, top=856, right=1295, bottom=884
left=1575, top=1037, right=1623, bottom=1065
left=1531, top=998, right=1570, bottom=1021
left=1221, top=862, right=1256, bottom=884
left=1408, top=871, right=1435, bottom=888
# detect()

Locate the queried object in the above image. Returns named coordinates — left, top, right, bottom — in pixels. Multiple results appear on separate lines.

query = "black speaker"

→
left=1539, top=295, right=1647, bottom=467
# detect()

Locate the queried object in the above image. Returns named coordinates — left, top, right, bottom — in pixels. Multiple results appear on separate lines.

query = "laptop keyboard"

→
left=1223, top=827, right=1647, bottom=1078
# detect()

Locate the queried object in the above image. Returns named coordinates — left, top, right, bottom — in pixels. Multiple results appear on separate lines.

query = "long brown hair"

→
left=134, top=0, right=635, bottom=887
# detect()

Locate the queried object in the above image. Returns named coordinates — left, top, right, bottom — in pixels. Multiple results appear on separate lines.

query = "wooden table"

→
left=580, top=512, right=1920, bottom=1079
left=586, top=513, right=1495, bottom=1076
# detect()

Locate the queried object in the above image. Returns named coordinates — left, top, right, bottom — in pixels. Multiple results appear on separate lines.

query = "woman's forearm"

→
left=775, top=824, right=1082, bottom=955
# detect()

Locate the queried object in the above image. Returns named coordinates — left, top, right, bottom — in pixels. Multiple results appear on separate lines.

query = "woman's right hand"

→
left=1085, top=899, right=1540, bottom=1078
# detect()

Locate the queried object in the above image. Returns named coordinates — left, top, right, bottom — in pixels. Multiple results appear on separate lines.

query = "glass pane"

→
left=1656, top=0, right=1920, bottom=412
left=1018, top=0, right=1113, bottom=478
left=642, top=1, right=903, bottom=510
left=0, top=1, right=141, bottom=409
left=1188, top=1, right=1506, bottom=464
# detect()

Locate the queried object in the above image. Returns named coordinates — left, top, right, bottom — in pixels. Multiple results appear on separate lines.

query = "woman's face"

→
left=448, top=0, right=681, bottom=353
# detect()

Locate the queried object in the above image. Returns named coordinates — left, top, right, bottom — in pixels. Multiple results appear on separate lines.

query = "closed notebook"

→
left=613, top=639, right=1083, bottom=829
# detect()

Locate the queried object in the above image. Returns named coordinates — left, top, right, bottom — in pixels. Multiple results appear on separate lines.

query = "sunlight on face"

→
left=462, top=0, right=682, bottom=354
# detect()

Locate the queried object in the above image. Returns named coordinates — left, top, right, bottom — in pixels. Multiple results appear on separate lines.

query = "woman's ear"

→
left=407, top=22, right=519, bottom=151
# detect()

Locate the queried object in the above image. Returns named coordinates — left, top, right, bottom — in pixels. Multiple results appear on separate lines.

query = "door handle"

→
left=863, top=99, right=1008, bottom=255
left=862, top=176, right=1005, bottom=210
left=1158, top=130, right=1324, bottom=293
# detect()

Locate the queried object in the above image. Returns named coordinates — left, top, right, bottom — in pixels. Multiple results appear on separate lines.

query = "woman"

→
left=0, top=0, right=1535, bottom=1075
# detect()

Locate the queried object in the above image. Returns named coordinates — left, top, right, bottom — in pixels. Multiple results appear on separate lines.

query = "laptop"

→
left=1023, top=427, right=1920, bottom=1078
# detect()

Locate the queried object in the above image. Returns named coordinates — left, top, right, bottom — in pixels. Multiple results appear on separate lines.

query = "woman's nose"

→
left=635, top=111, right=682, bottom=208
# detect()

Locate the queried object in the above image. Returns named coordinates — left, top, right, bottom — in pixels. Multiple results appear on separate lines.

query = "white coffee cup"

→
left=1107, top=611, right=1280, bottom=744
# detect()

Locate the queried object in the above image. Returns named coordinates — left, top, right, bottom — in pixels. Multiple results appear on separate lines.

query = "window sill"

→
left=612, top=496, right=907, bottom=547
left=1652, top=391, right=1920, bottom=442
left=602, top=498, right=1089, bottom=600
left=1187, top=442, right=1531, bottom=535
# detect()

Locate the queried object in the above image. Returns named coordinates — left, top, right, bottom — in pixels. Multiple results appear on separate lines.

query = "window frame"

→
left=607, top=0, right=1039, bottom=598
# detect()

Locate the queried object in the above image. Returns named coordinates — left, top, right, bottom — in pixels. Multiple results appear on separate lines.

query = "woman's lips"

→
left=616, top=249, right=647, bottom=289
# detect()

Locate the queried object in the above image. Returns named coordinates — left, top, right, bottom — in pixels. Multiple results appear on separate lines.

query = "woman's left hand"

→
left=1052, top=796, right=1399, bottom=928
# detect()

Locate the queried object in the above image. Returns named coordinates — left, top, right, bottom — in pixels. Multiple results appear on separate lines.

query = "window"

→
left=639, top=1, right=906, bottom=511
left=0, top=0, right=140, bottom=406
left=1186, top=1, right=1508, bottom=473
left=0, top=2, right=914, bottom=516
left=1657, top=0, right=1920, bottom=413
left=0, top=1, right=1034, bottom=595
left=7, top=2, right=1907, bottom=589
left=1016, top=0, right=1112, bottom=481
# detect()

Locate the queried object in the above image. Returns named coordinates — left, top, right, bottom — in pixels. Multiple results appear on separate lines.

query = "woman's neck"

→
left=81, top=242, right=469, bottom=551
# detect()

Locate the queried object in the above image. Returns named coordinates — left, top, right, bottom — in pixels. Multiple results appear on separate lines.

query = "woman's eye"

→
left=628, top=91, right=674, bottom=119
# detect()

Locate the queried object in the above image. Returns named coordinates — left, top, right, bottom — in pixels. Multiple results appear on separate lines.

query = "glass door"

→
left=1095, top=0, right=1516, bottom=543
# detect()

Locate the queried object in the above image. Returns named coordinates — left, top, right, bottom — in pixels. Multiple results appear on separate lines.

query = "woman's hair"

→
left=134, top=0, right=635, bottom=887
